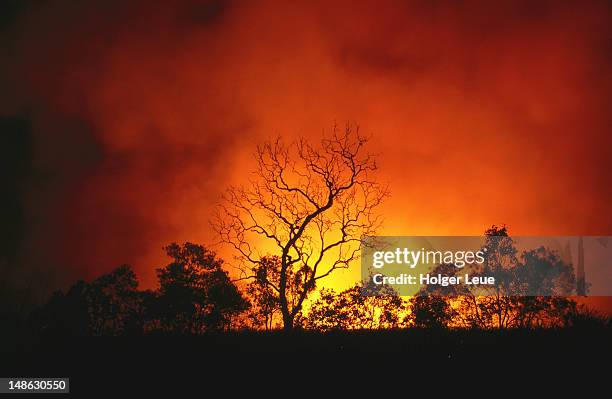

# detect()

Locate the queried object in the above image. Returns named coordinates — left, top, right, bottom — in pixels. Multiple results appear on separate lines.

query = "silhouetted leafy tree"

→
left=30, top=265, right=144, bottom=336
left=455, top=226, right=579, bottom=328
left=32, top=245, right=250, bottom=336
left=304, top=279, right=407, bottom=331
left=515, top=247, right=576, bottom=296
left=124, top=288, right=157, bottom=335
left=29, top=281, right=90, bottom=337
left=454, top=226, right=520, bottom=328
left=215, top=124, right=388, bottom=331
left=407, top=226, right=582, bottom=329
left=87, top=265, right=142, bottom=335
left=562, top=304, right=611, bottom=329
left=153, top=243, right=249, bottom=333
left=410, top=263, right=462, bottom=329
left=243, top=255, right=313, bottom=330
left=408, top=296, right=455, bottom=329
left=244, top=256, right=281, bottom=330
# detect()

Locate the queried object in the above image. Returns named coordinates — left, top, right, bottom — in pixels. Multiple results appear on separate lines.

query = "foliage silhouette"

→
left=30, top=280, right=91, bottom=337
left=409, top=296, right=455, bottom=329
left=152, top=242, right=249, bottom=333
left=29, top=243, right=249, bottom=336
left=242, top=255, right=306, bottom=330
left=422, top=225, right=583, bottom=329
left=25, top=226, right=611, bottom=338
left=304, top=278, right=407, bottom=331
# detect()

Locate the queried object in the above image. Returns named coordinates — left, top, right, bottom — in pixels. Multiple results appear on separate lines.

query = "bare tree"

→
left=214, top=124, right=388, bottom=331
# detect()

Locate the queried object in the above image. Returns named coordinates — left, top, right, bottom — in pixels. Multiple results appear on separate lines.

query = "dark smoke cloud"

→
left=0, top=0, right=247, bottom=296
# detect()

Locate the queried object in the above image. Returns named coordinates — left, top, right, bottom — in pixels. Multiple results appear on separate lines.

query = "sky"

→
left=1, top=0, right=611, bottom=307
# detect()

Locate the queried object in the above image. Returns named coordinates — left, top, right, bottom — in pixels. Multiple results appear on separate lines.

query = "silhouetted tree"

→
left=515, top=247, right=576, bottom=296
left=30, top=265, right=144, bottom=336
left=124, top=288, right=157, bottom=335
left=153, top=243, right=249, bottom=333
left=244, top=256, right=283, bottom=330
left=410, top=263, right=462, bottom=329
left=215, top=124, right=388, bottom=331
left=408, top=296, right=455, bottom=329
left=87, top=265, right=142, bottom=335
left=455, top=226, right=579, bottom=329
left=406, top=226, right=581, bottom=329
left=304, top=279, right=407, bottom=331
left=29, top=281, right=90, bottom=337
left=562, top=304, right=611, bottom=329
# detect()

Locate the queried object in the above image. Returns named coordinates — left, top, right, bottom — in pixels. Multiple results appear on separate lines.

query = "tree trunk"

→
left=282, top=312, right=294, bottom=332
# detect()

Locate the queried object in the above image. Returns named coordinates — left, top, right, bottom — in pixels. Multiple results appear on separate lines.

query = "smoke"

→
left=0, top=0, right=611, bottom=300
left=0, top=0, right=252, bottom=290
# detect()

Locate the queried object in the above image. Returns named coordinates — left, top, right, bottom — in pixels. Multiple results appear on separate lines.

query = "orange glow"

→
left=3, top=1, right=611, bottom=312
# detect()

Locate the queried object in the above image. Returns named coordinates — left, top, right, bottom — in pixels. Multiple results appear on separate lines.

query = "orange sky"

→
left=1, top=1, right=611, bottom=309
